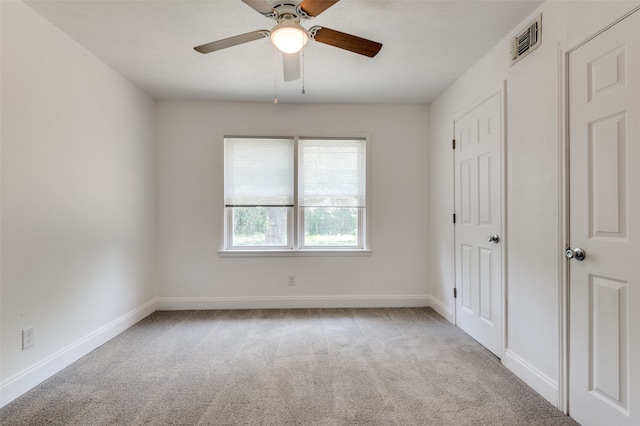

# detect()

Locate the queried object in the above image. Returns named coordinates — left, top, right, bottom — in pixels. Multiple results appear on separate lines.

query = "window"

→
left=298, top=138, right=366, bottom=248
left=223, top=136, right=367, bottom=253
left=224, top=137, right=294, bottom=249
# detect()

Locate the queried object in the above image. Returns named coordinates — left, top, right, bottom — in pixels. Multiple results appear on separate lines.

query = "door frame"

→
left=452, top=82, right=508, bottom=361
left=559, top=3, right=640, bottom=415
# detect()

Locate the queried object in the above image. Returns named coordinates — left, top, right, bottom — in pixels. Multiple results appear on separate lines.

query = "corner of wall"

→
left=427, top=295, right=454, bottom=323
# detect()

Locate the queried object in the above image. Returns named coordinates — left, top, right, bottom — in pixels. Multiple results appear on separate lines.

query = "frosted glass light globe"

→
left=271, top=21, right=309, bottom=54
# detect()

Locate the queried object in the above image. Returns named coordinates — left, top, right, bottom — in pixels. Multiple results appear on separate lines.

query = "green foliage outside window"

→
left=232, top=207, right=287, bottom=246
left=303, top=207, right=358, bottom=246
left=232, top=206, right=358, bottom=246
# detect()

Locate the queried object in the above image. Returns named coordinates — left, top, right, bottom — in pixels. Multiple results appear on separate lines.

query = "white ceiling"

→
left=25, top=0, right=544, bottom=104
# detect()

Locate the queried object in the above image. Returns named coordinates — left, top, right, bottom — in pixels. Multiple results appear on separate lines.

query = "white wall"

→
left=156, top=101, right=430, bottom=309
left=0, top=1, right=156, bottom=406
left=429, top=0, right=640, bottom=407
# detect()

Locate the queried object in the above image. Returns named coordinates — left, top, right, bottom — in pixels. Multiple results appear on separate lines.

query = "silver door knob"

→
left=487, top=234, right=500, bottom=244
left=565, top=247, right=586, bottom=261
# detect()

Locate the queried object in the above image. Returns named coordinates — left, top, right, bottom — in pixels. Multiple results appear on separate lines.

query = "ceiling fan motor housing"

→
left=271, top=2, right=308, bottom=22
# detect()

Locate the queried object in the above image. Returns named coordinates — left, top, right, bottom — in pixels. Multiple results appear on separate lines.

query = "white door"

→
left=454, top=91, right=503, bottom=357
left=568, top=10, right=640, bottom=426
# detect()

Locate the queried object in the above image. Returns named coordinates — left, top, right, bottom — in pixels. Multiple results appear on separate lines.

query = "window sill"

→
left=217, top=249, right=372, bottom=258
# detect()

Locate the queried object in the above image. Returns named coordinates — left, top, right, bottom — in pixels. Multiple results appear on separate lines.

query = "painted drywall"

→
left=0, top=1, right=156, bottom=406
left=428, top=0, right=640, bottom=406
left=156, top=101, right=430, bottom=308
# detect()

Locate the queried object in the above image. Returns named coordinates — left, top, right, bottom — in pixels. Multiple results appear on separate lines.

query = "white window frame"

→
left=220, top=135, right=370, bottom=257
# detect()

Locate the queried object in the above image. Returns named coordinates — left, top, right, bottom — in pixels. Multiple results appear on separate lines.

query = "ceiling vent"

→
left=511, top=14, right=542, bottom=65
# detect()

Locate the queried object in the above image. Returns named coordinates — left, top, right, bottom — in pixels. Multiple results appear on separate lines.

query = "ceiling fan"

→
left=194, top=0, right=383, bottom=82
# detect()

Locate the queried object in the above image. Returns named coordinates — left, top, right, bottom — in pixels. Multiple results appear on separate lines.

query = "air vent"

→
left=511, top=14, right=542, bottom=65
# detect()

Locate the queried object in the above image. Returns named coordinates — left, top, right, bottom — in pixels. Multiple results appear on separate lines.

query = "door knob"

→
left=487, top=234, right=500, bottom=244
left=565, top=247, right=586, bottom=261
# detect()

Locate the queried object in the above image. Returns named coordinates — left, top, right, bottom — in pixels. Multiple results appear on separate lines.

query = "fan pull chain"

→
left=273, top=47, right=279, bottom=104
left=301, top=46, right=306, bottom=95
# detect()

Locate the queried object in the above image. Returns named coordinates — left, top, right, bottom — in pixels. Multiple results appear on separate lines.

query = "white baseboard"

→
left=427, top=295, right=454, bottom=323
left=155, top=294, right=431, bottom=310
left=504, top=349, right=559, bottom=407
left=0, top=295, right=440, bottom=408
left=0, top=300, right=156, bottom=408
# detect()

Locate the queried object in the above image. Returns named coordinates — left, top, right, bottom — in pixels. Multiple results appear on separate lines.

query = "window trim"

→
left=220, top=134, right=370, bottom=256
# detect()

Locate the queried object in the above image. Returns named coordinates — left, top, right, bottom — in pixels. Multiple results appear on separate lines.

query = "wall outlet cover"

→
left=22, top=327, right=35, bottom=350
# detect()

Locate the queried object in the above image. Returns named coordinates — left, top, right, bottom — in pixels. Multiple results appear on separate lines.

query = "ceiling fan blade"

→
left=283, top=52, right=301, bottom=82
left=310, top=26, right=382, bottom=58
left=298, top=0, right=340, bottom=17
left=241, top=0, right=276, bottom=16
left=194, top=30, right=270, bottom=54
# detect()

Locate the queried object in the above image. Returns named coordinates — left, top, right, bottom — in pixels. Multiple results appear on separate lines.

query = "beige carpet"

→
left=0, top=308, right=579, bottom=425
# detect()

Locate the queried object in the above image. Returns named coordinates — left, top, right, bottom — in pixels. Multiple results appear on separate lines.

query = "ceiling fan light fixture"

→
left=270, top=20, right=308, bottom=53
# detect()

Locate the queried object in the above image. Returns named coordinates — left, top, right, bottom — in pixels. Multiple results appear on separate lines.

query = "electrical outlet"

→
left=22, top=327, right=35, bottom=350
left=288, top=275, right=296, bottom=286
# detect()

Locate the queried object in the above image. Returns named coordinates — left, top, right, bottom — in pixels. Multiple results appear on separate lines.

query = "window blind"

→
left=224, top=137, right=294, bottom=206
left=299, top=138, right=366, bottom=207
